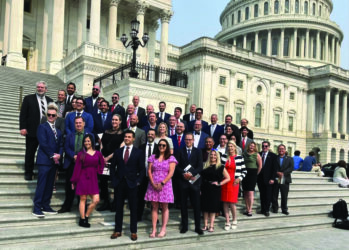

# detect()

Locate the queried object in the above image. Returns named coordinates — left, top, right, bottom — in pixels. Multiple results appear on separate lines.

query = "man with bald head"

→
left=203, top=114, right=224, bottom=147
left=84, top=85, right=100, bottom=114
left=126, top=114, right=146, bottom=148
left=132, top=96, right=146, bottom=126
left=140, top=104, right=155, bottom=127
left=183, top=104, right=196, bottom=123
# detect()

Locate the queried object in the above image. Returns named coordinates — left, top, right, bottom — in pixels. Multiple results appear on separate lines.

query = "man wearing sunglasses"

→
left=110, top=93, right=125, bottom=125
left=65, top=97, right=94, bottom=135
left=84, top=85, right=100, bottom=114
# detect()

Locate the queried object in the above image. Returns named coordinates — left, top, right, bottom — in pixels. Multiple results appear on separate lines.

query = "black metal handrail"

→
left=94, top=62, right=188, bottom=89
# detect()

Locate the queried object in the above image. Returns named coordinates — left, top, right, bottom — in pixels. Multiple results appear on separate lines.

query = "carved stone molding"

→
left=160, top=9, right=173, bottom=23
left=110, top=0, right=121, bottom=7
left=135, top=0, right=148, bottom=15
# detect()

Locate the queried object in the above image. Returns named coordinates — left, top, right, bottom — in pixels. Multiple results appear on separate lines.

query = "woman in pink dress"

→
left=71, top=134, right=104, bottom=228
left=145, top=139, right=177, bottom=238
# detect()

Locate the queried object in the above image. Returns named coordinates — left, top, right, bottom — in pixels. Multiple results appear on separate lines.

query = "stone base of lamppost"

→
left=129, top=69, right=139, bottom=78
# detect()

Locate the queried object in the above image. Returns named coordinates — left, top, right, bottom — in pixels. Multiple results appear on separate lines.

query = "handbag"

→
left=102, top=162, right=111, bottom=176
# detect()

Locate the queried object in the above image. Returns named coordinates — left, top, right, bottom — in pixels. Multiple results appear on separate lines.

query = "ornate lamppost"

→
left=120, top=19, right=149, bottom=78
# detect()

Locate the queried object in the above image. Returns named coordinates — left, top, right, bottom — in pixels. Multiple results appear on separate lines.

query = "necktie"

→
left=51, top=124, right=57, bottom=141
left=148, top=144, right=152, bottom=158
left=124, top=147, right=130, bottom=164
left=40, top=97, right=45, bottom=118
left=191, top=114, right=194, bottom=121
left=160, top=112, right=163, bottom=120
left=77, top=112, right=81, bottom=117
left=171, top=128, right=174, bottom=136
left=211, top=125, right=215, bottom=136
left=76, top=132, right=82, bottom=153
left=102, top=113, right=106, bottom=125
left=187, top=149, right=191, bottom=159
left=178, top=135, right=181, bottom=147
left=195, top=131, right=200, bottom=135
left=127, top=116, right=130, bottom=128
left=242, top=138, right=245, bottom=150
left=262, top=153, right=265, bottom=166
left=59, top=103, right=64, bottom=117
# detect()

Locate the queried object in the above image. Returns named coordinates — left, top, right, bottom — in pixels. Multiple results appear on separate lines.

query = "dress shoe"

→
left=264, top=212, right=270, bottom=217
left=25, top=175, right=33, bottom=181
left=85, top=216, right=91, bottom=227
left=131, top=233, right=138, bottom=241
left=110, top=232, right=122, bottom=239
left=272, top=209, right=278, bottom=214
left=79, top=218, right=90, bottom=228
left=195, top=229, right=204, bottom=235
left=58, top=207, right=71, bottom=214
left=256, top=210, right=264, bottom=214
left=97, top=202, right=110, bottom=212
left=42, top=208, right=58, bottom=215
left=180, top=228, right=188, bottom=234
left=282, top=211, right=289, bottom=215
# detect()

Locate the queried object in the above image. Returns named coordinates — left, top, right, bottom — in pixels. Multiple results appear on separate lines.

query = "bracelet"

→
left=161, top=182, right=165, bottom=186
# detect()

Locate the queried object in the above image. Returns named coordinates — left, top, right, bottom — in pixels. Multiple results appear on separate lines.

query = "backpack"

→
left=332, top=199, right=348, bottom=226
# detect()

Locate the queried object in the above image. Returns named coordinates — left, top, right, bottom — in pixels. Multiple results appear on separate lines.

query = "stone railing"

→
left=62, top=42, right=132, bottom=68
left=309, top=64, right=349, bottom=78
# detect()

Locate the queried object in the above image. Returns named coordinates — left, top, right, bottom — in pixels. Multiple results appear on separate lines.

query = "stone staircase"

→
left=0, top=66, right=347, bottom=249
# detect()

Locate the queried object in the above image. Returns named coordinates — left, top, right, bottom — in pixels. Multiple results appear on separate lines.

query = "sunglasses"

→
left=112, top=97, right=118, bottom=99
left=92, top=88, right=99, bottom=91
left=262, top=145, right=269, bottom=148
left=47, top=114, right=56, bottom=117
left=158, top=144, right=167, bottom=148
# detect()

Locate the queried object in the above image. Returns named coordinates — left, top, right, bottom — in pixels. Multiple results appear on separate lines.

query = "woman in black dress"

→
left=97, top=114, right=124, bottom=211
left=201, top=149, right=230, bottom=232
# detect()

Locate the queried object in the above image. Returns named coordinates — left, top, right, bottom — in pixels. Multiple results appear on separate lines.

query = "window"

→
left=312, top=3, right=316, bottom=15
left=219, top=76, right=227, bottom=86
left=264, top=2, right=269, bottom=15
left=24, top=0, right=32, bottom=13
left=288, top=116, right=294, bottom=131
left=276, top=89, right=281, bottom=97
left=295, top=0, right=299, bottom=13
left=274, top=0, right=279, bottom=14
left=232, top=14, right=235, bottom=25
left=304, top=1, right=309, bottom=15
left=245, top=7, right=249, bottom=20
left=254, top=4, right=259, bottom=17
left=340, top=149, right=345, bottom=160
left=257, top=85, right=262, bottom=93
left=290, top=92, right=295, bottom=100
left=274, top=114, right=280, bottom=129
left=238, top=10, right=241, bottom=23
left=255, top=104, right=262, bottom=127
left=313, top=39, right=316, bottom=58
left=331, top=148, right=336, bottom=162
left=218, top=104, right=225, bottom=123
left=287, top=147, right=293, bottom=156
left=261, top=39, right=267, bottom=55
left=285, top=0, right=289, bottom=13
left=272, top=38, right=279, bottom=56
left=251, top=40, right=255, bottom=51
left=273, top=145, right=278, bottom=153
left=237, top=80, right=244, bottom=89
left=319, top=5, right=322, bottom=16
left=284, top=37, right=289, bottom=56
left=236, top=107, right=242, bottom=125
left=87, top=18, right=91, bottom=29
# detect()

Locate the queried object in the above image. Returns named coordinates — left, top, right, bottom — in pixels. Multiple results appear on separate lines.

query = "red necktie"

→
left=242, top=138, right=245, bottom=150
left=127, top=116, right=130, bottom=128
left=178, top=135, right=181, bottom=147
left=111, top=105, right=115, bottom=112
left=124, top=147, right=129, bottom=164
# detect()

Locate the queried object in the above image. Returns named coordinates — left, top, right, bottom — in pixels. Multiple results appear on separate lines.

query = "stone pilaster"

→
left=342, top=91, right=347, bottom=135
left=333, top=89, right=339, bottom=134
left=77, top=0, right=88, bottom=47
left=324, top=87, right=331, bottom=132
left=89, top=0, right=101, bottom=45
left=108, top=0, right=121, bottom=49
left=159, top=9, right=173, bottom=68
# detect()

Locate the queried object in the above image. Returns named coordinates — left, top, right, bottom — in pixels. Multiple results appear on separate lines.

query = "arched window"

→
left=340, top=149, right=345, bottom=160
left=272, top=37, right=279, bottom=56
left=254, top=4, right=259, bottom=17
left=285, top=0, right=289, bottom=13
left=255, top=104, right=262, bottom=127
left=274, top=0, right=279, bottom=14
left=295, top=0, right=299, bottom=14
left=264, top=2, right=269, bottom=15
left=312, top=3, right=316, bottom=15
left=245, top=7, right=249, bottom=20
left=331, top=148, right=336, bottom=162
left=304, top=1, right=309, bottom=15
left=238, top=10, right=241, bottom=23
left=232, top=14, right=235, bottom=25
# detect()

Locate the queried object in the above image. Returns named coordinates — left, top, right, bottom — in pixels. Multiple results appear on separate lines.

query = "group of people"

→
left=20, top=81, right=295, bottom=241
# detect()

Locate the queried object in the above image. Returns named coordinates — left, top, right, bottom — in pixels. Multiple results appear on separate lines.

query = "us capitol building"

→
left=0, top=0, right=348, bottom=163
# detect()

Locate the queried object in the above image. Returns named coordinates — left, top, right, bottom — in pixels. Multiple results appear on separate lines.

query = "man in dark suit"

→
left=183, top=104, right=196, bottom=123
left=167, top=115, right=177, bottom=136
left=65, top=82, right=76, bottom=111
left=132, top=96, right=146, bottom=125
left=84, top=85, right=100, bottom=114
left=272, top=144, right=294, bottom=215
left=65, top=97, right=94, bottom=135
left=240, top=118, right=254, bottom=139
left=140, top=104, right=155, bottom=128
left=156, top=101, right=171, bottom=123
left=173, top=107, right=188, bottom=131
left=20, top=81, right=53, bottom=180
left=142, top=112, right=158, bottom=135
left=128, top=114, right=146, bottom=148
left=110, top=93, right=126, bottom=128
left=93, top=100, right=112, bottom=140
left=188, top=108, right=208, bottom=132
left=223, top=114, right=241, bottom=145
left=257, top=141, right=277, bottom=217
left=203, top=114, right=224, bottom=147
left=58, top=116, right=90, bottom=213
left=240, top=127, right=253, bottom=152
left=137, top=128, right=159, bottom=221
left=193, top=120, right=208, bottom=150
left=175, top=133, right=203, bottom=235
left=110, top=130, right=145, bottom=241
left=32, top=105, right=63, bottom=217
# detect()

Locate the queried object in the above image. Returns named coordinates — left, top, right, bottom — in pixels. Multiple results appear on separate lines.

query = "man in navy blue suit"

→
left=188, top=108, right=208, bottom=132
left=156, top=101, right=171, bottom=123
left=170, top=122, right=186, bottom=155
left=193, top=120, right=208, bottom=150
left=142, top=112, right=158, bottom=135
left=110, top=130, right=145, bottom=241
left=32, top=104, right=63, bottom=217
left=65, top=97, right=94, bottom=135
left=93, top=100, right=112, bottom=141
left=84, top=85, right=100, bottom=114
left=203, top=114, right=224, bottom=147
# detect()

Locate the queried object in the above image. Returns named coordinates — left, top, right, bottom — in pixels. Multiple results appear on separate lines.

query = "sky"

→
left=163, top=0, right=349, bottom=70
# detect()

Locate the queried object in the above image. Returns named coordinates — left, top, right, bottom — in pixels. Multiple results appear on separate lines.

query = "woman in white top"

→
left=333, top=160, right=349, bottom=188
left=155, top=122, right=173, bottom=154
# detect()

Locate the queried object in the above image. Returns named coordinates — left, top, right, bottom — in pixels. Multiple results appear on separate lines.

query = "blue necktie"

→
left=187, top=149, right=191, bottom=160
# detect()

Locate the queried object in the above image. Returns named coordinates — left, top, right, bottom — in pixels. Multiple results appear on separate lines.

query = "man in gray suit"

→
left=272, top=144, right=294, bottom=215
left=127, top=114, right=146, bottom=148
left=240, top=127, right=253, bottom=152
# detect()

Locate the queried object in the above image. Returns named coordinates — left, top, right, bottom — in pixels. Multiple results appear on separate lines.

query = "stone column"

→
left=324, top=87, right=331, bottom=132
left=160, top=10, right=172, bottom=68
left=305, top=29, right=309, bottom=58
left=89, top=0, right=101, bottom=45
left=136, top=1, right=148, bottom=62
left=1, top=0, right=11, bottom=56
left=49, top=0, right=65, bottom=74
left=233, top=38, right=237, bottom=46
left=307, top=89, right=316, bottom=133
left=243, top=34, right=247, bottom=49
left=6, top=0, right=26, bottom=69
left=293, top=28, right=298, bottom=57
left=108, top=0, right=121, bottom=49
left=267, top=29, right=272, bottom=56
left=324, top=33, right=328, bottom=62
left=333, top=89, right=339, bottom=134
left=342, top=92, right=347, bottom=135
left=40, top=0, right=50, bottom=72
left=331, top=36, right=335, bottom=64
left=300, top=36, right=305, bottom=58
left=254, top=32, right=259, bottom=52
left=316, top=30, right=320, bottom=60
left=336, top=40, right=341, bottom=66
left=280, top=28, right=284, bottom=58
left=77, top=0, right=88, bottom=47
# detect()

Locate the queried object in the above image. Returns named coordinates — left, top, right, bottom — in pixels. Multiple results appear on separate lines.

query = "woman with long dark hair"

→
left=145, top=139, right=177, bottom=238
left=70, top=134, right=104, bottom=228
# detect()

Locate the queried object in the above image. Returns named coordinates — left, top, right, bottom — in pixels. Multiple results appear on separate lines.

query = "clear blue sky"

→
left=164, top=0, right=349, bottom=70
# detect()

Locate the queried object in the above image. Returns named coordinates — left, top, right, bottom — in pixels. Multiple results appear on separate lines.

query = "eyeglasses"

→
left=112, top=97, right=118, bottom=99
left=262, top=145, right=269, bottom=148
left=47, top=114, right=56, bottom=117
left=158, top=144, right=167, bottom=148
left=92, top=88, right=99, bottom=91
left=76, top=102, right=84, bottom=105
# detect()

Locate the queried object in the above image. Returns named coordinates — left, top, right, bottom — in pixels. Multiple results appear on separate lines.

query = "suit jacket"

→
left=110, top=104, right=125, bottom=117
left=188, top=119, right=209, bottom=132
left=125, top=127, right=146, bottom=148
left=193, top=131, right=209, bottom=150
left=65, top=111, right=94, bottom=135
left=63, top=131, right=92, bottom=169
left=93, top=112, right=112, bottom=135
left=240, top=127, right=254, bottom=139
left=19, top=94, right=53, bottom=137
left=135, top=107, right=146, bottom=127
left=110, top=146, right=145, bottom=189
left=55, top=101, right=69, bottom=118
left=223, top=123, right=242, bottom=145
left=175, top=146, right=203, bottom=186
left=203, top=124, right=224, bottom=146
left=41, top=116, right=65, bottom=135
left=240, top=137, right=253, bottom=152
left=156, top=112, right=171, bottom=123
left=183, top=113, right=195, bottom=124
left=276, top=155, right=294, bottom=184
left=36, top=122, right=63, bottom=166
left=84, top=96, right=98, bottom=114
left=258, top=151, right=278, bottom=184
left=170, top=133, right=186, bottom=156
left=142, top=123, right=158, bottom=135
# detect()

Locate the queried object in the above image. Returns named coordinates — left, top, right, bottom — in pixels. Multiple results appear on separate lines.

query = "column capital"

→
left=135, top=0, right=148, bottom=15
left=110, top=0, right=121, bottom=7
left=160, top=9, right=173, bottom=23
left=341, top=90, right=347, bottom=95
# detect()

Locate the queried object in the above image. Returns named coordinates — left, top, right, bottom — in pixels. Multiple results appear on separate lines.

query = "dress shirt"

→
left=66, top=95, right=73, bottom=104
left=216, top=145, right=226, bottom=154
left=193, top=132, right=200, bottom=148
left=134, top=106, right=139, bottom=115
left=169, top=126, right=176, bottom=136
left=145, top=142, right=155, bottom=176
left=123, top=145, right=134, bottom=159
left=279, top=156, right=284, bottom=167
left=130, top=126, right=137, bottom=133
left=262, top=151, right=268, bottom=166
left=75, top=110, right=84, bottom=116
left=210, top=124, right=217, bottom=136
left=36, top=94, right=47, bottom=120
left=92, top=97, right=98, bottom=107
left=190, top=113, right=195, bottom=121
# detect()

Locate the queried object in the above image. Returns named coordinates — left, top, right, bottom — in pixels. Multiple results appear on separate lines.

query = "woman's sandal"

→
left=208, top=227, right=214, bottom=232
left=157, top=231, right=166, bottom=238
left=149, top=232, right=156, bottom=238
left=201, top=226, right=208, bottom=231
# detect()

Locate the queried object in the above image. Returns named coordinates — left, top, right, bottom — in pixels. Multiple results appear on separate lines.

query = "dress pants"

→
left=179, top=180, right=201, bottom=231
left=33, top=164, right=57, bottom=213
left=114, top=179, right=138, bottom=233
left=61, top=162, right=76, bottom=210
left=257, top=176, right=272, bottom=213
left=25, top=136, right=39, bottom=177
left=172, top=175, right=181, bottom=207
left=272, top=180, right=289, bottom=212
left=137, top=176, right=148, bottom=221
left=98, top=174, right=110, bottom=203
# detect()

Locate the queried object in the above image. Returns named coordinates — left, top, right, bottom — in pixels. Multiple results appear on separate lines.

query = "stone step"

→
left=290, top=183, right=340, bottom=190
left=0, top=144, right=26, bottom=152
left=0, top=151, right=25, bottom=160
left=0, top=115, right=20, bottom=122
